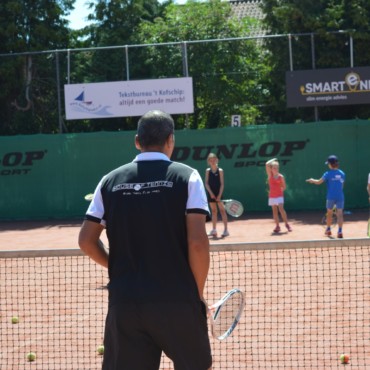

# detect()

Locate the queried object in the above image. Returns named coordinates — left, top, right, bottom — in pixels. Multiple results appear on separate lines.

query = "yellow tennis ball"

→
left=97, top=345, right=104, bottom=355
left=26, top=352, right=36, bottom=361
left=340, top=353, right=349, bottom=364
left=11, top=316, right=19, bottom=324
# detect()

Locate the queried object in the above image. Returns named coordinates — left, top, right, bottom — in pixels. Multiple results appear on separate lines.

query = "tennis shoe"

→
left=208, top=229, right=217, bottom=237
left=337, top=232, right=343, bottom=238
left=325, top=228, right=332, bottom=236
left=221, top=230, right=230, bottom=237
left=285, top=223, right=292, bottom=232
left=273, top=226, right=281, bottom=233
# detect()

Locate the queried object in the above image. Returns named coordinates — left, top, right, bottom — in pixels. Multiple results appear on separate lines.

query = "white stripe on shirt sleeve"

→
left=86, top=178, right=106, bottom=226
left=187, top=170, right=210, bottom=213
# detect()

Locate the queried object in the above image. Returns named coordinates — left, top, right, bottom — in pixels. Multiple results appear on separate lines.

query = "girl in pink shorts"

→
left=265, top=158, right=292, bottom=233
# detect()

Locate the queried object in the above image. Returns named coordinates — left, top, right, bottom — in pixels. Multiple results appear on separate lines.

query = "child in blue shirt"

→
left=306, top=155, right=345, bottom=238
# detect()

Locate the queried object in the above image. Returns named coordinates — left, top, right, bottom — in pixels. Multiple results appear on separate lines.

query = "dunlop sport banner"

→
left=286, top=67, right=370, bottom=107
left=64, top=77, right=194, bottom=120
left=0, top=120, right=369, bottom=220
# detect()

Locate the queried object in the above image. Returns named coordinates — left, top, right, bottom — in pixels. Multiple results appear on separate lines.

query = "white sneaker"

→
left=221, top=230, right=229, bottom=237
left=208, top=229, right=217, bottom=237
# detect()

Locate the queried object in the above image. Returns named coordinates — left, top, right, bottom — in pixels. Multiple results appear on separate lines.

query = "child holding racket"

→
left=265, top=158, right=292, bottom=233
left=205, top=153, right=229, bottom=237
left=306, top=155, right=345, bottom=238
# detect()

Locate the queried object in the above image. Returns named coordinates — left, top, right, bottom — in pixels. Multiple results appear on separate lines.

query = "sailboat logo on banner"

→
left=70, top=89, right=113, bottom=117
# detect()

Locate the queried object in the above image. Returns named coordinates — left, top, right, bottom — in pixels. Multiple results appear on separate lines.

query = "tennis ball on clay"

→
left=340, top=353, right=350, bottom=364
left=26, top=352, right=36, bottom=361
left=11, top=316, right=19, bottom=324
left=97, top=345, right=104, bottom=355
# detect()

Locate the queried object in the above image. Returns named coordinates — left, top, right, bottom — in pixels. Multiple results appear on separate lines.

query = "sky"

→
left=67, top=0, right=91, bottom=30
left=67, top=0, right=186, bottom=30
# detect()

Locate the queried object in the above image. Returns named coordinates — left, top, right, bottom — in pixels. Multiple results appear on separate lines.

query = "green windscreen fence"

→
left=0, top=120, right=369, bottom=220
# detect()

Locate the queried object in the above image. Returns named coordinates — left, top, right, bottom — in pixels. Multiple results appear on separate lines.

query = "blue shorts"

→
left=102, top=301, right=212, bottom=370
left=326, top=199, right=344, bottom=210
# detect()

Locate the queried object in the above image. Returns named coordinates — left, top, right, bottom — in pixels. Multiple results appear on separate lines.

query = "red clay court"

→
left=0, top=210, right=369, bottom=369
left=0, top=209, right=368, bottom=250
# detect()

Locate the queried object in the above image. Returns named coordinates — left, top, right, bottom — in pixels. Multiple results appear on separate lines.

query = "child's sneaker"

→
left=286, top=223, right=292, bottom=232
left=325, top=228, right=332, bottom=236
left=273, top=226, right=281, bottom=233
left=208, top=229, right=217, bottom=237
left=337, top=228, right=343, bottom=238
left=221, top=230, right=229, bottom=237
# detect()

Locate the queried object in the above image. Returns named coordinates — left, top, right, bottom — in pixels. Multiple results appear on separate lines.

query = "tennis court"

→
left=0, top=211, right=369, bottom=369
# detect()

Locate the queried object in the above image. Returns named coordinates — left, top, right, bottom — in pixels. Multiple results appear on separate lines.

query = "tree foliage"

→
left=0, top=0, right=74, bottom=134
left=1, top=0, right=370, bottom=135
left=63, top=0, right=169, bottom=132
left=261, top=0, right=370, bottom=123
left=134, top=0, right=269, bottom=128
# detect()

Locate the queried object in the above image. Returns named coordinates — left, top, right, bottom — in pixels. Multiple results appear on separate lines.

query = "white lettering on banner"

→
left=306, top=95, right=347, bottom=102
left=302, top=72, right=370, bottom=95
left=305, top=81, right=346, bottom=93
left=64, top=77, right=194, bottom=120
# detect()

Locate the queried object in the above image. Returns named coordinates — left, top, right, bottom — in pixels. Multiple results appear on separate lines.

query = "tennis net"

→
left=1, top=239, right=369, bottom=369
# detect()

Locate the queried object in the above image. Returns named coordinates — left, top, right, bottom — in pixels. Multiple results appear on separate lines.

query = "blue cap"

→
left=325, top=155, right=338, bottom=165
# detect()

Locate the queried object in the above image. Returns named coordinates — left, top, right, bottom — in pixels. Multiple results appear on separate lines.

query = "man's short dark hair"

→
left=137, top=110, right=174, bottom=148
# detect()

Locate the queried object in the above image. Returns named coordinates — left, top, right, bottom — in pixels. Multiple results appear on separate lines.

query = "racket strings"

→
left=224, top=201, right=244, bottom=217
left=212, top=293, right=243, bottom=337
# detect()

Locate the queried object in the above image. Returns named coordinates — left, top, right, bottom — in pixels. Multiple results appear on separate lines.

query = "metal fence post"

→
left=67, top=49, right=70, bottom=84
left=288, top=34, right=293, bottom=71
left=311, top=33, right=319, bottom=122
left=182, top=42, right=189, bottom=128
left=55, top=51, right=64, bottom=133
left=125, top=45, right=130, bottom=80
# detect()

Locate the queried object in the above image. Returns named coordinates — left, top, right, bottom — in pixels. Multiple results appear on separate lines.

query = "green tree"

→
left=135, top=0, right=269, bottom=128
left=0, top=0, right=74, bottom=134
left=82, top=0, right=164, bottom=82
left=64, top=0, right=169, bottom=132
left=261, top=0, right=370, bottom=123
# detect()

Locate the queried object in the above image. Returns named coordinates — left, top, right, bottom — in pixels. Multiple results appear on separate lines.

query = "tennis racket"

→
left=85, top=193, right=93, bottom=201
left=222, top=199, right=244, bottom=218
left=208, top=288, right=245, bottom=341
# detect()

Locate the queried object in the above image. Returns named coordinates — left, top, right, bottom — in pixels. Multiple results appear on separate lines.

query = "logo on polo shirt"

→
left=113, top=181, right=174, bottom=192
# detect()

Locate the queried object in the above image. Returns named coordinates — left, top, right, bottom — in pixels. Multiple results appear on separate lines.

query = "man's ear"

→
left=167, top=133, right=175, bottom=147
left=135, top=135, right=141, bottom=150
left=164, top=134, right=175, bottom=158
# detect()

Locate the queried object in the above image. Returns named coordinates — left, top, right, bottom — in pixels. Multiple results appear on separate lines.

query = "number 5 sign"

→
left=231, top=115, right=241, bottom=127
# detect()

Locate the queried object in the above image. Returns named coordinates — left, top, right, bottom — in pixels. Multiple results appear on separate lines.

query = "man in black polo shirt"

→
left=78, top=110, right=212, bottom=370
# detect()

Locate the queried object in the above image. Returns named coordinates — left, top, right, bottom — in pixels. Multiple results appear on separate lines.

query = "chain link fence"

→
left=0, top=31, right=361, bottom=134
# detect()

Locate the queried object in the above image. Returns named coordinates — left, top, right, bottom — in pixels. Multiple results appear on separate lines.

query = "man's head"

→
left=136, top=110, right=175, bottom=154
left=325, top=155, right=339, bottom=168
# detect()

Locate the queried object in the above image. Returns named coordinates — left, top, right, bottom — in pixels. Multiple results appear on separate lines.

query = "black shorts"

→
left=102, top=301, right=212, bottom=370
